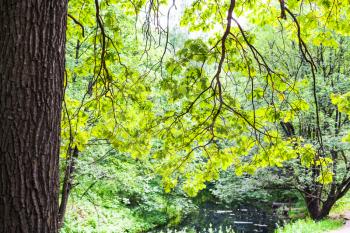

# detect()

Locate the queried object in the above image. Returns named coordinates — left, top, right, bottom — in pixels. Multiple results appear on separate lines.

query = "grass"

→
left=275, top=218, right=344, bottom=233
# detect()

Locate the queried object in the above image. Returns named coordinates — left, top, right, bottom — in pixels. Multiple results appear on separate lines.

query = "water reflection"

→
left=153, top=203, right=286, bottom=233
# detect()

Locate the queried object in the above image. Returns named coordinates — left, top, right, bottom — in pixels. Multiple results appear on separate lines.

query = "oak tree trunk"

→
left=0, top=1, right=68, bottom=232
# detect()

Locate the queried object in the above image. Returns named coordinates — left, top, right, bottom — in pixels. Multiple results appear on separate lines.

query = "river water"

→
left=153, top=202, right=286, bottom=233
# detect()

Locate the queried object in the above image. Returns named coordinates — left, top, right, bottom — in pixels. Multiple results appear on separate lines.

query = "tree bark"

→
left=305, top=192, right=337, bottom=220
left=0, top=1, right=67, bottom=232
left=305, top=195, right=321, bottom=220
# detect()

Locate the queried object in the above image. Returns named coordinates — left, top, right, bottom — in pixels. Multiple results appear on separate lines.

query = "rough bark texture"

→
left=0, top=1, right=67, bottom=232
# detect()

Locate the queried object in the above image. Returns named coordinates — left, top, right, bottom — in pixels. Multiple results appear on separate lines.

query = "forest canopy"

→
left=63, top=0, right=350, bottom=195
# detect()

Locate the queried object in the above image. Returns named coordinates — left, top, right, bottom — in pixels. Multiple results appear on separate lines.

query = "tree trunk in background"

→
left=0, top=1, right=67, bottom=232
left=306, top=194, right=336, bottom=220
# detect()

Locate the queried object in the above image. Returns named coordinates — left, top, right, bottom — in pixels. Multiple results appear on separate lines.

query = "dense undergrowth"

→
left=60, top=145, right=196, bottom=233
left=60, top=145, right=350, bottom=233
left=60, top=151, right=350, bottom=233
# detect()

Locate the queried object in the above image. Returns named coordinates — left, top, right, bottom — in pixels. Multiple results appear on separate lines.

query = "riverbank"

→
left=276, top=193, right=350, bottom=233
